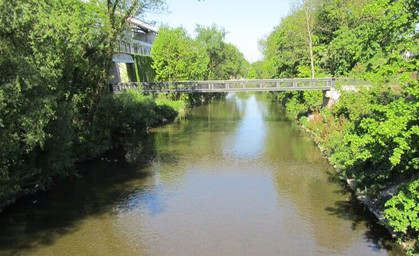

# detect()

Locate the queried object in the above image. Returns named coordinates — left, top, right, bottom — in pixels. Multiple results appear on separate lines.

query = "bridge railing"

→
left=111, top=78, right=336, bottom=93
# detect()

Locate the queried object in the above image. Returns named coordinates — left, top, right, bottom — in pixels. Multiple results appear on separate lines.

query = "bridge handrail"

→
left=116, top=78, right=335, bottom=85
left=147, top=78, right=332, bottom=84
left=111, top=78, right=342, bottom=93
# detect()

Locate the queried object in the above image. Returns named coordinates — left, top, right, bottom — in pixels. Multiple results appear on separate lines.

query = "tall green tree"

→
left=195, top=24, right=248, bottom=79
left=195, top=24, right=227, bottom=79
left=299, top=0, right=318, bottom=78
left=261, top=14, right=312, bottom=78
left=151, top=26, right=208, bottom=81
left=221, top=43, right=249, bottom=79
left=0, top=0, right=165, bottom=207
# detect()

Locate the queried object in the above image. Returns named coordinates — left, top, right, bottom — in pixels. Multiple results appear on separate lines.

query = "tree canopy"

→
left=261, top=0, right=419, bottom=79
left=262, top=0, right=418, bottom=251
left=151, top=26, right=208, bottom=81
left=151, top=24, right=249, bottom=81
left=0, top=0, right=165, bottom=207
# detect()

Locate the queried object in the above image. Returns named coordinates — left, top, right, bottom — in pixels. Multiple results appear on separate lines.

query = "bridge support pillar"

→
left=322, top=88, right=340, bottom=108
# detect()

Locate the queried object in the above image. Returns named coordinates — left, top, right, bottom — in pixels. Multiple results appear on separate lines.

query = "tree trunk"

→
left=305, top=5, right=315, bottom=78
left=308, top=34, right=315, bottom=78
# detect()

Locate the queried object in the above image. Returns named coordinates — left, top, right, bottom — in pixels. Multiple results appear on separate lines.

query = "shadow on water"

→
left=0, top=134, right=161, bottom=255
left=324, top=170, right=402, bottom=254
left=0, top=93, right=406, bottom=256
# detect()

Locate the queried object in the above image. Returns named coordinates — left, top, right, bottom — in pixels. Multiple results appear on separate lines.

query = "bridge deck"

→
left=112, top=78, right=336, bottom=93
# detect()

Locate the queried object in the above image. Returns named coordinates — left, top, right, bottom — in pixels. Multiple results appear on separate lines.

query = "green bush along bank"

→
left=0, top=0, right=167, bottom=210
left=273, top=82, right=418, bottom=254
left=88, top=89, right=178, bottom=157
left=259, top=0, right=418, bottom=253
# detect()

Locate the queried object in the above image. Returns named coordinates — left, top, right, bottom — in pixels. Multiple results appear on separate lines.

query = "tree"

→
left=221, top=43, right=249, bottom=79
left=262, top=0, right=419, bottom=250
left=262, top=14, right=310, bottom=78
left=195, top=24, right=248, bottom=79
left=151, top=26, right=208, bottom=81
left=195, top=24, right=227, bottom=79
left=301, top=0, right=317, bottom=78
left=0, top=0, right=165, bottom=207
left=246, top=60, right=270, bottom=79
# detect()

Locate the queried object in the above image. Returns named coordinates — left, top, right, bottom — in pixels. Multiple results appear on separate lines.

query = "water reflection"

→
left=0, top=92, right=403, bottom=256
left=223, top=94, right=266, bottom=159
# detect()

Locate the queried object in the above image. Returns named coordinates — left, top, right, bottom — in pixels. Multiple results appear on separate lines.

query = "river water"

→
left=0, top=93, right=403, bottom=256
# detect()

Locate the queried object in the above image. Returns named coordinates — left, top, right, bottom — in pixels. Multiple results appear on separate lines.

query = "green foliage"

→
left=0, top=0, right=110, bottom=206
left=195, top=24, right=227, bottom=79
left=195, top=24, right=249, bottom=79
left=384, top=178, right=419, bottom=234
left=280, top=82, right=419, bottom=250
left=246, top=60, right=271, bottom=79
left=150, top=24, right=244, bottom=111
left=220, top=43, right=249, bottom=79
left=151, top=25, right=248, bottom=81
left=261, top=14, right=308, bottom=78
left=262, top=0, right=418, bottom=79
left=91, top=89, right=177, bottom=152
left=151, top=26, right=208, bottom=81
left=0, top=0, right=166, bottom=207
left=155, top=96, right=186, bottom=111
left=384, top=178, right=419, bottom=255
left=275, top=90, right=323, bottom=119
left=263, top=1, right=419, bottom=249
left=133, top=54, right=155, bottom=82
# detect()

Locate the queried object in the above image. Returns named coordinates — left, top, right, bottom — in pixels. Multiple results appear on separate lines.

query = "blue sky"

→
left=144, top=0, right=291, bottom=62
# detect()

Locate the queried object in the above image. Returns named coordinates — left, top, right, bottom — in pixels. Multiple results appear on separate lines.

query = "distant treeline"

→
left=148, top=24, right=249, bottom=106
left=151, top=24, right=249, bottom=81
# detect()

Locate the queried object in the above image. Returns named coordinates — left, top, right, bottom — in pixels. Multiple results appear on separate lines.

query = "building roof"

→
left=128, top=17, right=158, bottom=33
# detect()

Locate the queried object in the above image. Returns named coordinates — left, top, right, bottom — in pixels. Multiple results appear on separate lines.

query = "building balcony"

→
left=117, top=39, right=152, bottom=56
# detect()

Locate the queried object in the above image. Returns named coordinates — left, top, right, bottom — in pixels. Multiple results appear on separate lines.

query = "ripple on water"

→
left=0, top=93, right=404, bottom=256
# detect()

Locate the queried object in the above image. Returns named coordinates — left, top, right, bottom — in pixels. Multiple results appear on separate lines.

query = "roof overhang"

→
left=128, top=17, right=158, bottom=33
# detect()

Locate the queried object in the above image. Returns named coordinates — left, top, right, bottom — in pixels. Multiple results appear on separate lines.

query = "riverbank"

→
left=303, top=117, right=417, bottom=254
left=0, top=89, right=224, bottom=213
left=302, top=121, right=398, bottom=230
left=0, top=89, right=177, bottom=212
left=273, top=85, right=418, bottom=255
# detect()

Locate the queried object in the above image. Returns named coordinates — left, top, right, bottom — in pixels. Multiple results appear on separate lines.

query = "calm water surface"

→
left=0, top=93, right=403, bottom=255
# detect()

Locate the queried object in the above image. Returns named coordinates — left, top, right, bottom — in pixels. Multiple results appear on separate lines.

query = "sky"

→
left=144, top=0, right=291, bottom=63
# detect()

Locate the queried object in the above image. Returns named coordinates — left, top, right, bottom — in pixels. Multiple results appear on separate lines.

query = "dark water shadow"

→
left=324, top=170, right=403, bottom=254
left=0, top=136, right=159, bottom=255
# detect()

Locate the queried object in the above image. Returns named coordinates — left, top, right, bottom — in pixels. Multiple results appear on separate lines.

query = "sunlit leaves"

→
left=384, top=179, right=419, bottom=234
left=0, top=0, right=167, bottom=207
left=151, top=25, right=248, bottom=81
left=266, top=1, right=418, bottom=249
left=151, top=26, right=208, bottom=81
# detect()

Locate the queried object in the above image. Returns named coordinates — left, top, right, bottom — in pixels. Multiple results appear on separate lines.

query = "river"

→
left=0, top=92, right=403, bottom=256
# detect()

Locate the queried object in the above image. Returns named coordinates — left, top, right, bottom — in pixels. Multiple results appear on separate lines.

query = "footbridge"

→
left=112, top=78, right=336, bottom=93
left=111, top=78, right=369, bottom=106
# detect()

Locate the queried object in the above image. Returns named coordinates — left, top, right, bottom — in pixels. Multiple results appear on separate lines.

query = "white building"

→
left=110, top=17, right=158, bottom=84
